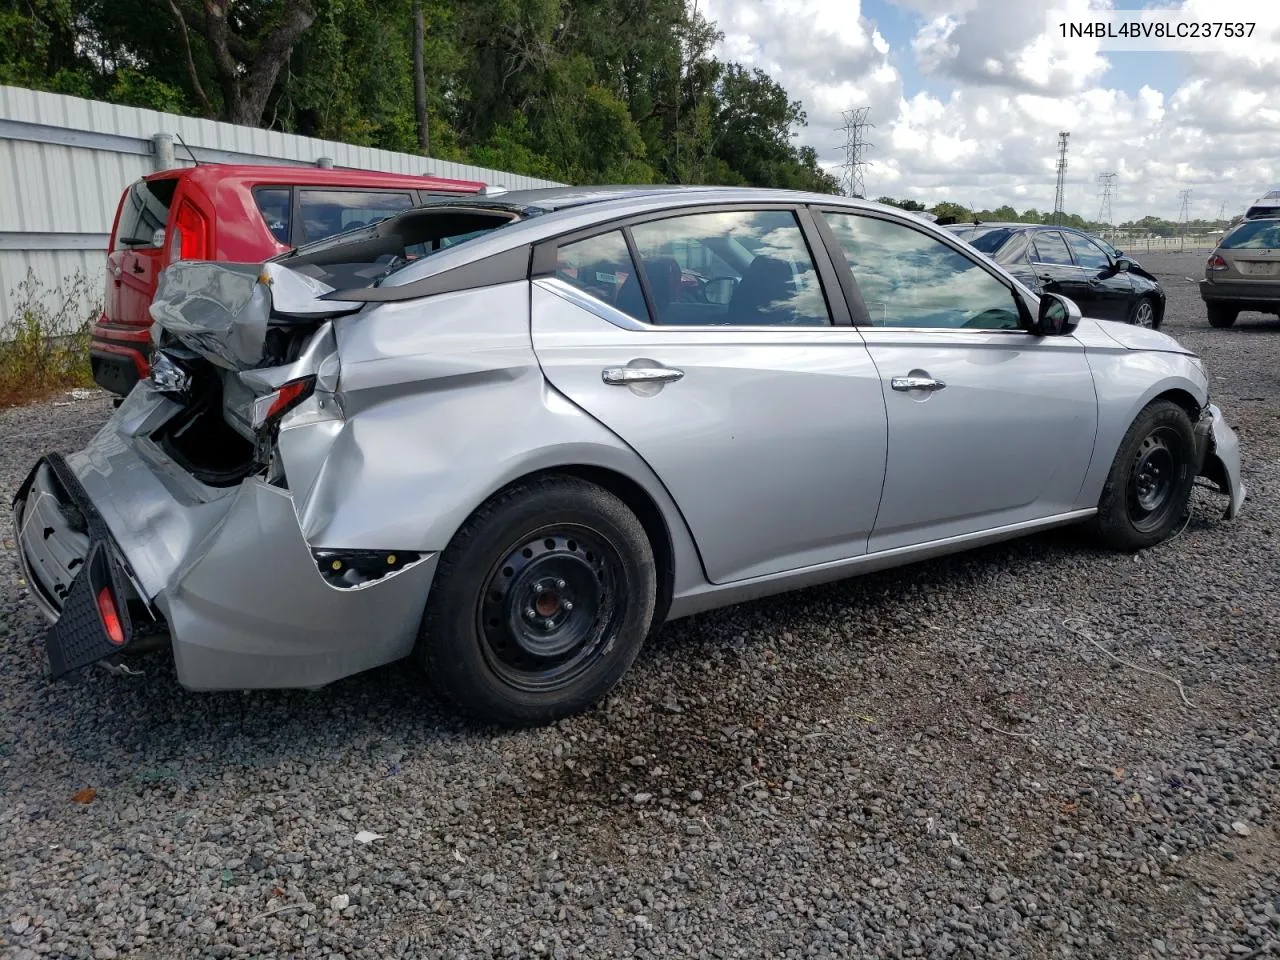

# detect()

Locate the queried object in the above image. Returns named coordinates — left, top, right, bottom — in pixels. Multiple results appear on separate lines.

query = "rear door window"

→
left=113, top=178, right=177, bottom=250
left=298, top=189, right=415, bottom=243
left=253, top=187, right=292, bottom=245
left=554, top=231, right=644, bottom=321
left=1030, top=231, right=1074, bottom=265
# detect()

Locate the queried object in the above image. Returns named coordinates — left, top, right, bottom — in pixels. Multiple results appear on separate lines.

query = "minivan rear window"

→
left=113, top=178, right=177, bottom=250
left=1220, top=220, right=1280, bottom=250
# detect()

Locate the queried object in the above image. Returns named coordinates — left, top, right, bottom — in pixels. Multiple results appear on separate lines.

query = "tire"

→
left=1206, top=302, right=1238, bottom=328
left=1092, top=400, right=1198, bottom=552
left=1129, top=296, right=1159, bottom=329
left=416, top=475, right=657, bottom=726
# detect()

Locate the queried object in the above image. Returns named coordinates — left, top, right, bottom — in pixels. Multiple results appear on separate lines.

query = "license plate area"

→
left=1235, top=260, right=1280, bottom=277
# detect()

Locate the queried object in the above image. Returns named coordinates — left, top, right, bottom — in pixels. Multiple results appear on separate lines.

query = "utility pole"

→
left=1178, top=189, right=1192, bottom=252
left=1218, top=200, right=1227, bottom=223
left=412, top=0, right=429, bottom=154
left=835, top=107, right=874, bottom=199
left=1096, top=171, right=1117, bottom=231
left=1052, top=132, right=1070, bottom=226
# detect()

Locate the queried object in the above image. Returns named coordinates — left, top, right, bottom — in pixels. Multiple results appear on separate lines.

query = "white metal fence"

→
left=0, top=85, right=564, bottom=331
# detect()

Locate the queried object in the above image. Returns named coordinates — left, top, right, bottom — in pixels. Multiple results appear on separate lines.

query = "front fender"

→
left=1074, top=341, right=1209, bottom=509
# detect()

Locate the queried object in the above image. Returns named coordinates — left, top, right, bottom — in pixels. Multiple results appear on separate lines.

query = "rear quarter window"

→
left=253, top=187, right=292, bottom=245
left=298, top=189, right=415, bottom=243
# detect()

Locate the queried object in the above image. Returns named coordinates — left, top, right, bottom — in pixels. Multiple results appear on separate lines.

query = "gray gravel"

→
left=2, top=253, right=1278, bottom=959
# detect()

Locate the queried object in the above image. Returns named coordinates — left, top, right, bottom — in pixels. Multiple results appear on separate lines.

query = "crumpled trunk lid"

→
left=148, top=260, right=361, bottom=371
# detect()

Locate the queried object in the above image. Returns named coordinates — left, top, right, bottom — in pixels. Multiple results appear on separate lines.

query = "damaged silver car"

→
left=13, top=187, right=1246, bottom=725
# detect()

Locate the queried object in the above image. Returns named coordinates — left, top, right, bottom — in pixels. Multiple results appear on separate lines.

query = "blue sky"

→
left=701, top=0, right=1280, bottom=221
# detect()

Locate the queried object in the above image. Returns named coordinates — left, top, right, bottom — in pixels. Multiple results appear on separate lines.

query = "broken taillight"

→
left=1207, top=254, right=1228, bottom=271
left=251, top=376, right=316, bottom=430
left=168, top=200, right=211, bottom=262
left=96, top=587, right=125, bottom=646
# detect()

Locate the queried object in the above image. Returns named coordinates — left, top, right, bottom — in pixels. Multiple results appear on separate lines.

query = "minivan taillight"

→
left=169, top=201, right=211, bottom=261
left=1207, top=254, right=1228, bottom=271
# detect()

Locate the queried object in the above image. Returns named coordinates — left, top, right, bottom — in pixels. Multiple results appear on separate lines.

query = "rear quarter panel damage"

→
left=274, top=280, right=705, bottom=597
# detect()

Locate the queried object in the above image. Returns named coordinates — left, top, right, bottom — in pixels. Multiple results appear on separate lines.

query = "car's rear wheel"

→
left=1206, top=302, right=1239, bottom=328
left=1129, top=296, right=1159, bottom=329
left=1092, top=400, right=1198, bottom=551
left=416, top=475, right=656, bottom=726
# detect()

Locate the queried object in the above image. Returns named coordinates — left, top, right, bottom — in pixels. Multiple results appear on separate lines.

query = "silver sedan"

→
left=13, top=186, right=1245, bottom=725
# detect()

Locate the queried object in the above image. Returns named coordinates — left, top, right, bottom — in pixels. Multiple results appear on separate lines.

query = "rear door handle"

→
left=891, top=376, right=946, bottom=392
left=131, top=262, right=146, bottom=274
left=602, top=366, right=684, bottom=385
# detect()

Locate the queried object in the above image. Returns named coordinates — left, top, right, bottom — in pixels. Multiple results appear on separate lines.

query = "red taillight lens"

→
left=96, top=587, right=125, bottom=646
left=1207, top=254, right=1228, bottom=271
left=168, top=201, right=211, bottom=262
left=251, top=376, right=316, bottom=430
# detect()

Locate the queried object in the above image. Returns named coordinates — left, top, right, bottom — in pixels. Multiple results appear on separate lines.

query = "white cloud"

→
left=694, top=0, right=1280, bottom=222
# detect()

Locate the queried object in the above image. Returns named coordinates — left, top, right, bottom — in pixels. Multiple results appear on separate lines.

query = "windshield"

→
left=1220, top=219, right=1280, bottom=250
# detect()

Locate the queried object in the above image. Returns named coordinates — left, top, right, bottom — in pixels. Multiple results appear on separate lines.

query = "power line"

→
left=1096, top=171, right=1117, bottom=227
left=835, top=107, right=874, bottom=199
left=1052, top=132, right=1070, bottom=226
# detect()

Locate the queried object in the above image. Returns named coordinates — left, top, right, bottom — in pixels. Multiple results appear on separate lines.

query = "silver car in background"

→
left=13, top=187, right=1245, bottom=726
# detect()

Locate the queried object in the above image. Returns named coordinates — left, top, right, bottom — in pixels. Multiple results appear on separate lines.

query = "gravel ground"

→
left=1, top=253, right=1278, bottom=960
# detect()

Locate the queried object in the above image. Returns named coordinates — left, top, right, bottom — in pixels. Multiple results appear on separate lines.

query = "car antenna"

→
left=173, top=132, right=200, bottom=166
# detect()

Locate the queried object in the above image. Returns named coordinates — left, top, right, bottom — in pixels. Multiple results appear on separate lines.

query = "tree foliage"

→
left=0, top=0, right=838, bottom=191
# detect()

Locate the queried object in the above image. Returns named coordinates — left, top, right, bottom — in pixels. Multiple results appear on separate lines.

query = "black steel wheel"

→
left=1093, top=400, right=1197, bottom=551
left=416, top=475, right=656, bottom=726
left=478, top=526, right=624, bottom=693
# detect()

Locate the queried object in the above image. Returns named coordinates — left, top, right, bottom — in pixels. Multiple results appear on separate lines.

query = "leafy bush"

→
left=0, top=269, right=100, bottom=407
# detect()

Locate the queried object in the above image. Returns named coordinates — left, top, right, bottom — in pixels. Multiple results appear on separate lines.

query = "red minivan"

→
left=92, top=164, right=486, bottom=396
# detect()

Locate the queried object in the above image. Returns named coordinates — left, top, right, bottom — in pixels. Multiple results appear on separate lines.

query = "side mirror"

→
left=1032, top=292, right=1081, bottom=336
left=1116, top=257, right=1131, bottom=273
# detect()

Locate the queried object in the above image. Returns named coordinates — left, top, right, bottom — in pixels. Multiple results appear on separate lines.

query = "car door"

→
left=1026, top=229, right=1092, bottom=305
left=530, top=205, right=889, bottom=584
left=813, top=208, right=1098, bottom=553
left=1062, top=230, right=1133, bottom=320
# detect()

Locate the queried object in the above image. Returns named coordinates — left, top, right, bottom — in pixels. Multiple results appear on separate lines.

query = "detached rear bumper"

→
left=12, top=387, right=438, bottom=689
left=1198, top=403, right=1246, bottom=519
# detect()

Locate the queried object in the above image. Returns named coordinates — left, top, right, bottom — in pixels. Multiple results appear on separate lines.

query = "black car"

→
left=945, top=222, right=1165, bottom=329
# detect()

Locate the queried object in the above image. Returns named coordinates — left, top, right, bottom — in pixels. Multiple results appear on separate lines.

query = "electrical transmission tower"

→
left=1096, top=172, right=1117, bottom=228
left=835, top=107, right=874, bottom=199
left=1052, top=132, right=1070, bottom=226
left=1177, top=189, right=1192, bottom=251
left=1218, top=200, right=1227, bottom=222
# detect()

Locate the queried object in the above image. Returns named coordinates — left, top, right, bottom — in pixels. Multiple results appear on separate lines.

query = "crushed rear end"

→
left=13, top=259, right=437, bottom=688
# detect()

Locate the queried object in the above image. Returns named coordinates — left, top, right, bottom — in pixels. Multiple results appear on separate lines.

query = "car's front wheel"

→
left=1129, top=296, right=1159, bottom=329
left=1206, top=302, right=1239, bottom=328
left=416, top=475, right=657, bottom=726
left=1092, top=399, right=1198, bottom=551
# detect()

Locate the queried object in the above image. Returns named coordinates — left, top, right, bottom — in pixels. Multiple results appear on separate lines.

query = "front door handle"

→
left=602, top=365, right=684, bottom=385
left=891, top=376, right=947, bottom=392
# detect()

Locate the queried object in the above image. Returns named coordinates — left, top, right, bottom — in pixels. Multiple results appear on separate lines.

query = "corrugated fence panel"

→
left=0, top=85, right=565, bottom=331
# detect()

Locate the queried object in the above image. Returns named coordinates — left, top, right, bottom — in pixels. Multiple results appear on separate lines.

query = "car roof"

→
left=143, top=162, right=484, bottom=193
left=362, top=185, right=951, bottom=294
